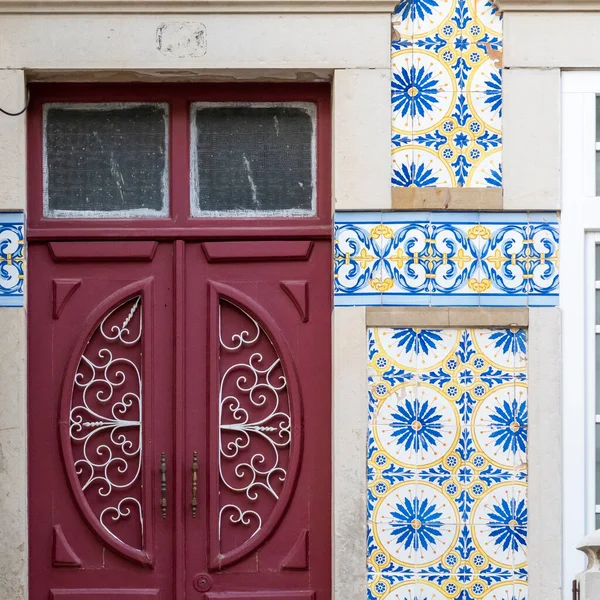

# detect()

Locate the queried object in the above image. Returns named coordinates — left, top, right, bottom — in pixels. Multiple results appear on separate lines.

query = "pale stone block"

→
left=333, top=306, right=367, bottom=600
left=0, top=308, right=26, bottom=600
left=503, top=68, right=561, bottom=210
left=366, top=306, right=450, bottom=327
left=0, top=70, right=26, bottom=212
left=580, top=572, right=600, bottom=600
left=365, top=307, right=529, bottom=327
left=504, top=12, right=600, bottom=69
left=528, top=308, right=562, bottom=600
left=447, top=307, right=528, bottom=327
left=391, top=187, right=503, bottom=211
left=333, top=69, right=391, bottom=211
left=0, top=14, right=391, bottom=70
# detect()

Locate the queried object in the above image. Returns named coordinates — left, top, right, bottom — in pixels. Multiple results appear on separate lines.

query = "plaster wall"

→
left=0, top=308, right=27, bottom=599
left=503, top=67, right=561, bottom=210
left=0, top=70, right=26, bottom=212
left=0, top=4, right=568, bottom=600
left=0, top=14, right=391, bottom=70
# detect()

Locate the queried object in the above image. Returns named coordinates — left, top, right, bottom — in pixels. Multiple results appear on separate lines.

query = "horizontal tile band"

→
left=392, top=187, right=504, bottom=211
left=365, top=306, right=529, bottom=328
left=0, top=215, right=24, bottom=308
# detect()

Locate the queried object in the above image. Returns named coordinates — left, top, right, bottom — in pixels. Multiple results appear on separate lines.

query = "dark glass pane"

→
left=192, top=105, right=315, bottom=216
left=596, top=96, right=600, bottom=142
left=45, top=104, right=168, bottom=216
left=596, top=336, right=600, bottom=413
left=596, top=151, right=600, bottom=197
left=596, top=424, right=600, bottom=506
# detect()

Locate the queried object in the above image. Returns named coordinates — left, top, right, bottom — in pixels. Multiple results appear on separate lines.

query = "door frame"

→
left=0, top=3, right=395, bottom=599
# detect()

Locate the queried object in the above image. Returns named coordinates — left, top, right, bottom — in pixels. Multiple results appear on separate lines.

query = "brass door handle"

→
left=160, top=452, right=167, bottom=519
left=191, top=451, right=198, bottom=518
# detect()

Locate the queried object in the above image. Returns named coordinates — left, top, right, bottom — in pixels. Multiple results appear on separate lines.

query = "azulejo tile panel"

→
left=391, top=0, right=503, bottom=188
left=0, top=213, right=24, bottom=307
left=334, top=212, right=559, bottom=306
left=367, top=327, right=527, bottom=600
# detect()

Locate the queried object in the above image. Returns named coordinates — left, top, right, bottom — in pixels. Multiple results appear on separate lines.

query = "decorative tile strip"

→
left=367, top=326, right=528, bottom=599
left=392, top=0, right=503, bottom=188
left=334, top=212, right=558, bottom=306
left=0, top=213, right=24, bottom=307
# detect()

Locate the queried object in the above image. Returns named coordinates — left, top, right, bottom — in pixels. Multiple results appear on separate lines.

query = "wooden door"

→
left=182, top=240, right=331, bottom=600
left=28, top=241, right=175, bottom=600
left=27, top=83, right=332, bottom=600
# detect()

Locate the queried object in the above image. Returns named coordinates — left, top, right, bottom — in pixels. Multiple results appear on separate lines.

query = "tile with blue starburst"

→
left=391, top=0, right=503, bottom=188
left=367, top=326, right=527, bottom=600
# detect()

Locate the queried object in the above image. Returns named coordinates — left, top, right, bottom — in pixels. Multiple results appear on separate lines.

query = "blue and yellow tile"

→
left=392, top=0, right=503, bottom=187
left=0, top=214, right=25, bottom=308
left=367, top=327, right=527, bottom=600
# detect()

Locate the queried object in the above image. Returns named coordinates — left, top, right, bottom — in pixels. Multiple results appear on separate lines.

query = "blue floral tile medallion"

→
left=367, top=327, right=528, bottom=600
left=0, top=213, right=24, bottom=307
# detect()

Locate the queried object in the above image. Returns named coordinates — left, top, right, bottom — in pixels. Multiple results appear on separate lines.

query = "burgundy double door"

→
left=27, top=84, right=332, bottom=600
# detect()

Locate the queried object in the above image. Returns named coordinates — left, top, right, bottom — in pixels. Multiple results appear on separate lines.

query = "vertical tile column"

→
left=367, top=327, right=528, bottom=600
left=0, top=68, right=27, bottom=600
left=392, top=0, right=503, bottom=188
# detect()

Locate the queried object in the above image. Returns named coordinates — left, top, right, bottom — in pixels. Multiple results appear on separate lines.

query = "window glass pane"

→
left=596, top=336, right=600, bottom=413
left=191, top=103, right=315, bottom=217
left=596, top=96, right=600, bottom=143
left=596, top=512, right=600, bottom=531
left=596, top=151, right=600, bottom=197
left=596, top=423, right=600, bottom=506
left=596, top=96, right=600, bottom=142
left=44, top=103, right=168, bottom=218
left=596, top=245, right=600, bottom=280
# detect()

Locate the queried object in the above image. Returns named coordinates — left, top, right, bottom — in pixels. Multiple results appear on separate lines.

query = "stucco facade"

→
left=0, top=0, right=588, bottom=599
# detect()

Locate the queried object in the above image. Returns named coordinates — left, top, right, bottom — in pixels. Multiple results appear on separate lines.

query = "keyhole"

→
left=194, top=573, right=213, bottom=592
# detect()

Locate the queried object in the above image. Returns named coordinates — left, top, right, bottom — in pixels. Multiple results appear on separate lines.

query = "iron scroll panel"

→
left=207, top=282, right=304, bottom=570
left=59, top=280, right=154, bottom=566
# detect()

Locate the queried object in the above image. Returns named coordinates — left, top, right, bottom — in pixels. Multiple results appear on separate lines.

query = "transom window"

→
left=33, top=85, right=326, bottom=226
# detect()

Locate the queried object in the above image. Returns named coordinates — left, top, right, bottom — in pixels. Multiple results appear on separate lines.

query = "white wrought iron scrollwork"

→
left=218, top=300, right=291, bottom=543
left=69, top=296, right=143, bottom=548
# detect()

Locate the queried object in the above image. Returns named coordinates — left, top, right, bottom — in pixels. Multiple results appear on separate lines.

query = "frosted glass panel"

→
left=44, top=103, right=169, bottom=218
left=191, top=103, right=315, bottom=217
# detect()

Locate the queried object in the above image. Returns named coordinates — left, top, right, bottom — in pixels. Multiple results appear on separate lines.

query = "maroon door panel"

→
left=28, top=83, right=332, bottom=600
left=183, top=241, right=331, bottom=600
left=28, top=243, right=175, bottom=599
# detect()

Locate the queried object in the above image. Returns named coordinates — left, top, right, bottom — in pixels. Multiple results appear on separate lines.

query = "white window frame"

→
left=561, top=71, right=600, bottom=599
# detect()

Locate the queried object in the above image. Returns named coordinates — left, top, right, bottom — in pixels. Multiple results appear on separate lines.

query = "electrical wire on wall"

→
left=0, top=87, right=29, bottom=117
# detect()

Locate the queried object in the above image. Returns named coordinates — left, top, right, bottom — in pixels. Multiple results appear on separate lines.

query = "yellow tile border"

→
left=365, top=306, right=529, bottom=327
left=391, top=187, right=503, bottom=211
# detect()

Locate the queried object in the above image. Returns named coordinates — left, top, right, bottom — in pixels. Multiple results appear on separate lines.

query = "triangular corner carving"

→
left=281, top=529, right=309, bottom=570
left=280, top=281, right=309, bottom=323
left=53, top=279, right=82, bottom=320
left=53, top=525, right=82, bottom=568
